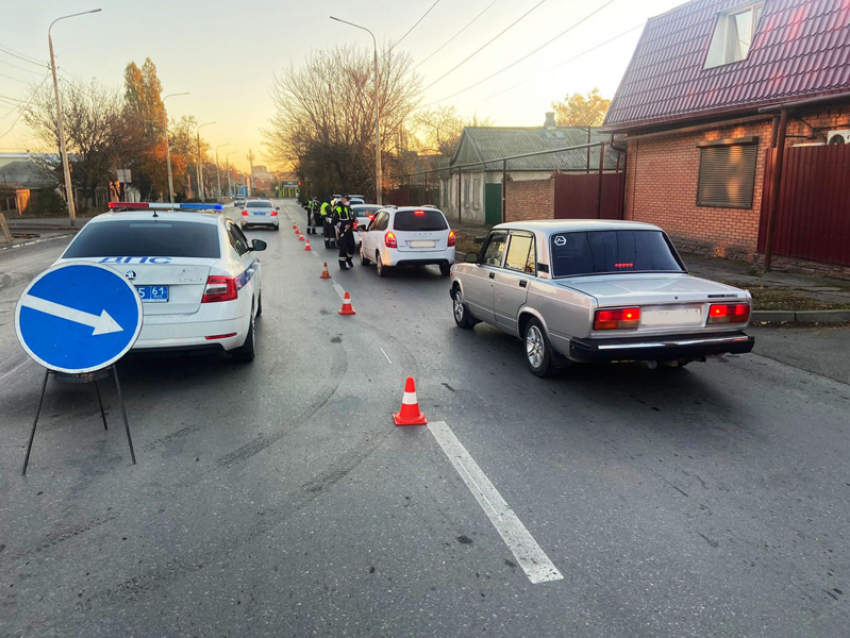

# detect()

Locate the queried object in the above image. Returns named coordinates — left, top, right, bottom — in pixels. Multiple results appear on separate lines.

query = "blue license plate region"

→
left=253, top=212, right=266, bottom=216
left=136, top=285, right=169, bottom=303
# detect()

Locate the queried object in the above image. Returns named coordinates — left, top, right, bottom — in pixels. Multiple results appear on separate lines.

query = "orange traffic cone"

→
left=393, top=377, right=428, bottom=426
left=292, top=222, right=297, bottom=229
left=338, top=291, right=356, bottom=316
left=304, top=239, right=311, bottom=251
left=320, top=262, right=331, bottom=279
left=294, top=226, right=300, bottom=235
left=299, top=234, right=305, bottom=242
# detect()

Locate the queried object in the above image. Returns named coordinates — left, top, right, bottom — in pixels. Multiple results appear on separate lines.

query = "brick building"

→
left=604, top=0, right=850, bottom=273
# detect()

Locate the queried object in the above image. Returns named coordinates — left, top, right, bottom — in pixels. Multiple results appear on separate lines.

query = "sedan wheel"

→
left=452, top=289, right=475, bottom=329
left=524, top=319, right=555, bottom=377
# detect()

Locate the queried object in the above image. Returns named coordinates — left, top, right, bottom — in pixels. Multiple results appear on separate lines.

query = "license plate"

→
left=253, top=211, right=266, bottom=216
left=641, top=305, right=702, bottom=327
left=409, top=240, right=436, bottom=248
left=136, top=285, right=169, bottom=303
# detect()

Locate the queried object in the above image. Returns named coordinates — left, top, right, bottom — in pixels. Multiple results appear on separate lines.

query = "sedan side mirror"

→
left=251, top=239, right=267, bottom=252
left=464, top=252, right=479, bottom=263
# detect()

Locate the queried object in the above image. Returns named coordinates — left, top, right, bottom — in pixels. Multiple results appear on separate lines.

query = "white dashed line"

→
left=0, top=357, right=33, bottom=385
left=331, top=282, right=347, bottom=301
left=428, top=420, right=564, bottom=585
left=379, top=347, right=392, bottom=364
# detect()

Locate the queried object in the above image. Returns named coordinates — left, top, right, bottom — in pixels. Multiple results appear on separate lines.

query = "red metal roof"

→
left=604, top=0, right=850, bottom=130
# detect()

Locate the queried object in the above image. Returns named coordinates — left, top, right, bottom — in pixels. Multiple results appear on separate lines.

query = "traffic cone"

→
left=320, top=262, right=331, bottom=279
left=299, top=234, right=305, bottom=242
left=294, top=226, right=300, bottom=235
left=338, top=291, right=356, bottom=316
left=393, top=377, right=428, bottom=426
left=292, top=222, right=297, bottom=229
left=304, top=239, right=311, bottom=251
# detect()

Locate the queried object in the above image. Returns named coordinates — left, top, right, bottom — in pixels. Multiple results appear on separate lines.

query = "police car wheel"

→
left=256, top=293, right=263, bottom=317
left=231, top=309, right=256, bottom=363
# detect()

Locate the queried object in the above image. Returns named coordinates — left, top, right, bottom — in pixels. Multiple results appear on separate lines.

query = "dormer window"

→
left=704, top=2, right=764, bottom=69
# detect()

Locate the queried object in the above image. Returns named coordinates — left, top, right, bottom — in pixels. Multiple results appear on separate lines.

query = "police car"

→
left=54, top=208, right=265, bottom=362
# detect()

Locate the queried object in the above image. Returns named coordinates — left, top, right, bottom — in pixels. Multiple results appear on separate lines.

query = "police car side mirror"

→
left=464, top=252, right=479, bottom=263
left=250, top=239, right=267, bottom=252
left=276, top=206, right=280, bottom=211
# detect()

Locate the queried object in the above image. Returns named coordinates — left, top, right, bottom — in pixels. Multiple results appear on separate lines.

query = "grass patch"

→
left=724, top=281, right=850, bottom=311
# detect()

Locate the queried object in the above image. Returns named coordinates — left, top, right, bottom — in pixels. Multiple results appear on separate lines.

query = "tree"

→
left=551, top=88, right=611, bottom=127
left=263, top=45, right=421, bottom=199
left=23, top=80, right=126, bottom=209
left=411, top=106, right=493, bottom=160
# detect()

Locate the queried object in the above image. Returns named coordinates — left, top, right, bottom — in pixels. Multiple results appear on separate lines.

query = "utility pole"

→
left=162, top=92, right=189, bottom=204
left=48, top=9, right=102, bottom=226
left=330, top=17, right=381, bottom=204
left=246, top=149, right=255, bottom=196
left=196, top=121, right=215, bottom=200
left=215, top=143, right=229, bottom=199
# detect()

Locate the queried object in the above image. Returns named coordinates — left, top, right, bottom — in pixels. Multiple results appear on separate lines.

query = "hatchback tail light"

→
left=708, top=303, right=750, bottom=324
left=201, top=276, right=237, bottom=303
left=448, top=230, right=456, bottom=247
left=242, top=210, right=248, bottom=216
left=594, top=307, right=641, bottom=330
left=385, top=231, right=398, bottom=248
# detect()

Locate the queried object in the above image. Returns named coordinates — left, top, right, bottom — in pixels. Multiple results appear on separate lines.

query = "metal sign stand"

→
left=22, top=365, right=136, bottom=475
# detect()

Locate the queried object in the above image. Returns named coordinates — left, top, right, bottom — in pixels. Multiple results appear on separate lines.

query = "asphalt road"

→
left=1, top=200, right=848, bottom=638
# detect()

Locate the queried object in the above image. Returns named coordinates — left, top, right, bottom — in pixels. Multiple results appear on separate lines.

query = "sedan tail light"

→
left=242, top=210, right=248, bottom=216
left=385, top=231, right=398, bottom=248
left=448, top=230, right=456, bottom=247
left=270, top=210, right=278, bottom=217
left=353, top=219, right=359, bottom=230
left=201, top=275, right=237, bottom=303
left=594, top=307, right=641, bottom=330
left=708, top=303, right=750, bottom=324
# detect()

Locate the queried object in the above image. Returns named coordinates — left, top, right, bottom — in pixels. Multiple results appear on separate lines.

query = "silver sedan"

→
left=449, top=220, right=754, bottom=377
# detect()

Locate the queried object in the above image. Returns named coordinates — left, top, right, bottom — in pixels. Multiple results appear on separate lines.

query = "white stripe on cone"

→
left=402, top=391, right=417, bottom=405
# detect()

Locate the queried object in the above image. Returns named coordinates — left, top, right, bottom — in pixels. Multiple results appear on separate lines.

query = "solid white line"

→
left=0, top=357, right=33, bottom=385
left=331, top=282, right=347, bottom=301
left=380, top=347, right=392, bottom=364
left=428, top=420, right=564, bottom=585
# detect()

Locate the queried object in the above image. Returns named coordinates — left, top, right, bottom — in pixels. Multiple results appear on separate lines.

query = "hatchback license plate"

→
left=409, top=240, right=436, bottom=248
left=136, top=285, right=169, bottom=303
left=641, top=305, right=702, bottom=327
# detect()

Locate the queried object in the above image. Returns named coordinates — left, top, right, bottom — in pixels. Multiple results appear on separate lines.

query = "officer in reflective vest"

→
left=332, top=196, right=355, bottom=270
left=307, top=197, right=320, bottom=235
left=320, top=197, right=334, bottom=249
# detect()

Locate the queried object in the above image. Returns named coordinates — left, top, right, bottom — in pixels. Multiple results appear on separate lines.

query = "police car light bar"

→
left=108, top=202, right=223, bottom=211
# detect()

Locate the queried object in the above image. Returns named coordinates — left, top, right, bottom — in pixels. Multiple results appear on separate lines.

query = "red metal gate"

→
left=758, top=144, right=850, bottom=267
left=553, top=173, right=624, bottom=220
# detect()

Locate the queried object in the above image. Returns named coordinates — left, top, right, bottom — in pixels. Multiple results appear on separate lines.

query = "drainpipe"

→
left=501, top=160, right=507, bottom=223
left=596, top=143, right=606, bottom=219
left=457, top=168, right=462, bottom=225
left=763, top=108, right=789, bottom=272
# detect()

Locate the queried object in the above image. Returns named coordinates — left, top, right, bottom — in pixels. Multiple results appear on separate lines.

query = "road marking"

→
left=20, top=295, right=124, bottom=335
left=311, top=250, right=320, bottom=258
left=331, top=282, right=347, bottom=301
left=428, top=420, right=564, bottom=585
left=379, top=347, right=392, bottom=364
left=0, top=357, right=33, bottom=385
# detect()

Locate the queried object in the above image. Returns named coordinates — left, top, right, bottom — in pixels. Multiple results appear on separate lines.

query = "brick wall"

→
left=624, top=102, right=850, bottom=262
left=505, top=177, right=554, bottom=222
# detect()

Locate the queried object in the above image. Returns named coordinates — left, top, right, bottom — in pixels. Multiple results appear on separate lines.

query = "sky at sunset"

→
left=1, top=0, right=689, bottom=171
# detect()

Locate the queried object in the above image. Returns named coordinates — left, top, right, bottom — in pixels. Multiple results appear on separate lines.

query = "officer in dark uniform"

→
left=320, top=197, right=334, bottom=249
left=307, top=197, right=320, bottom=234
left=332, top=195, right=355, bottom=270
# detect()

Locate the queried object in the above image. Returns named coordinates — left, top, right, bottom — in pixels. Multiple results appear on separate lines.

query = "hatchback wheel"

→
left=360, top=244, right=371, bottom=266
left=439, top=263, right=451, bottom=277
left=376, top=253, right=391, bottom=277
left=524, top=318, right=555, bottom=377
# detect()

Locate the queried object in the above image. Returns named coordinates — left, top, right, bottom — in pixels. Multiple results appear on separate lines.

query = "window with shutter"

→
left=696, top=137, right=758, bottom=209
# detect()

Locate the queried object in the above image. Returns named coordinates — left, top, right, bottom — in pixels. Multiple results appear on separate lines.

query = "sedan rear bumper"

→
left=568, top=332, right=754, bottom=363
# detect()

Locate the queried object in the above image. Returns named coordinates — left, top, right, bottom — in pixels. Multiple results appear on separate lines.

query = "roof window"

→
left=704, top=2, right=763, bottom=69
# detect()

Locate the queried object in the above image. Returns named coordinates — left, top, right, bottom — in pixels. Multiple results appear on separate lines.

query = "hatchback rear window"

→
left=63, top=220, right=221, bottom=259
left=550, top=230, right=683, bottom=277
left=247, top=201, right=272, bottom=208
left=393, top=210, right=448, bottom=231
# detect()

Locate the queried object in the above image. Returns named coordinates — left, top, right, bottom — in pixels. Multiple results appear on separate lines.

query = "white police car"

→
left=54, top=210, right=265, bottom=362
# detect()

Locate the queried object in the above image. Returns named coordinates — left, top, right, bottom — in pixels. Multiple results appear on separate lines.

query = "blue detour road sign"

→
left=15, top=263, right=143, bottom=374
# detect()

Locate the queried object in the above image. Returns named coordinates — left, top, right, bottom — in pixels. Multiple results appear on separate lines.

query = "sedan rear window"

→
left=393, top=210, right=448, bottom=231
left=63, top=220, right=221, bottom=259
left=247, top=201, right=272, bottom=208
left=550, top=230, right=683, bottom=277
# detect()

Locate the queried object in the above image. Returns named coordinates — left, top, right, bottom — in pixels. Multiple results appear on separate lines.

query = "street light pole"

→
left=196, top=121, right=215, bottom=201
left=48, top=8, right=102, bottom=226
left=162, top=92, right=189, bottom=205
left=225, top=151, right=237, bottom=197
left=215, top=143, right=229, bottom=199
left=330, top=16, right=382, bottom=204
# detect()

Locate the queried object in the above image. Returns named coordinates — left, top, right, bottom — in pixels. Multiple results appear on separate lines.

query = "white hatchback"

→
left=55, top=211, right=265, bottom=361
left=359, top=206, right=455, bottom=277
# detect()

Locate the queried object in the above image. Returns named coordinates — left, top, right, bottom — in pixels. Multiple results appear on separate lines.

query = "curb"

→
left=753, top=309, right=850, bottom=324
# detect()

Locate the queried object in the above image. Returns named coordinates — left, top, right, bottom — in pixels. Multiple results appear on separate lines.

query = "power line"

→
left=0, top=73, right=50, bottom=141
left=0, top=56, right=47, bottom=77
left=423, top=0, right=616, bottom=106
left=0, top=45, right=48, bottom=68
left=483, top=22, right=644, bottom=101
left=419, top=0, right=548, bottom=93
left=0, top=94, right=27, bottom=103
left=412, top=0, right=500, bottom=71
left=392, top=0, right=442, bottom=51
left=0, top=71, right=37, bottom=85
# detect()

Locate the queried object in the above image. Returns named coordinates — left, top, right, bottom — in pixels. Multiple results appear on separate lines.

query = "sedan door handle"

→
left=488, top=272, right=495, bottom=279
left=519, top=280, right=528, bottom=288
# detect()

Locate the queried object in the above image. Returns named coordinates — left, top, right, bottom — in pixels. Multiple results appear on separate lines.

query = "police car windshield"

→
left=63, top=220, right=221, bottom=259
left=549, top=230, right=684, bottom=277
left=247, top=201, right=272, bottom=208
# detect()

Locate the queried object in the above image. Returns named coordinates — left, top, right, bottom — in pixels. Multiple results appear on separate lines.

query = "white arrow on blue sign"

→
left=15, top=263, right=143, bottom=374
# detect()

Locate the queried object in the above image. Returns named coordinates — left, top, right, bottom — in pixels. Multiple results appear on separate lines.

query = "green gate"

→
left=484, top=183, right=502, bottom=225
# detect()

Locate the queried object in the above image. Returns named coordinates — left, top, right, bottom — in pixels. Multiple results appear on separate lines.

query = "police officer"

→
left=332, top=195, right=355, bottom=270
left=320, top=197, right=334, bottom=249
left=307, top=197, right=320, bottom=234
